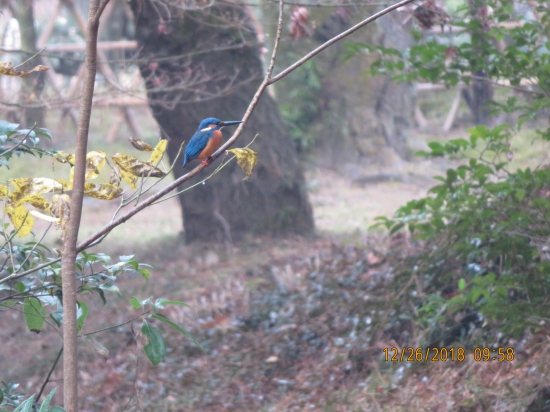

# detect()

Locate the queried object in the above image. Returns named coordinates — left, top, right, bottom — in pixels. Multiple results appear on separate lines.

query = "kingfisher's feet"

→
left=201, top=156, right=214, bottom=166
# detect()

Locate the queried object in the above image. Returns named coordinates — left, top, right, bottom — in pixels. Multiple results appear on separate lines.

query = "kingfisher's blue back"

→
left=182, top=117, right=242, bottom=167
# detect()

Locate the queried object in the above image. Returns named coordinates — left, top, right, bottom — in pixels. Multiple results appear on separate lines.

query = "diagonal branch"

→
left=73, top=0, right=411, bottom=251
left=269, top=0, right=417, bottom=84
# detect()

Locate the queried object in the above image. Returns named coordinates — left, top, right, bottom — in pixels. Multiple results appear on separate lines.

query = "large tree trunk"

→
left=130, top=0, right=314, bottom=242
left=273, top=7, right=416, bottom=177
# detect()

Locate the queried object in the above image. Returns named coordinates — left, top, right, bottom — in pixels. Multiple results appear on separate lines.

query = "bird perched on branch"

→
left=182, top=117, right=243, bottom=167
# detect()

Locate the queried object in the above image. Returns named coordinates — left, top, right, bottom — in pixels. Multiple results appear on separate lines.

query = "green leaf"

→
left=129, top=297, right=142, bottom=310
left=39, top=387, right=57, bottom=412
left=13, top=395, right=34, bottom=412
left=141, top=320, right=166, bottom=366
left=458, top=278, right=466, bottom=291
left=47, top=407, right=67, bottom=412
left=119, top=255, right=135, bottom=263
left=0, top=387, right=3, bottom=404
left=516, top=189, right=526, bottom=201
left=0, top=300, right=16, bottom=308
left=77, top=301, right=88, bottom=332
left=24, top=298, right=46, bottom=333
left=154, top=298, right=191, bottom=310
left=389, top=221, right=405, bottom=235
left=99, top=283, right=122, bottom=297
left=151, top=313, right=205, bottom=352
left=14, top=282, right=26, bottom=293
left=138, top=268, right=150, bottom=280
left=50, top=310, right=63, bottom=326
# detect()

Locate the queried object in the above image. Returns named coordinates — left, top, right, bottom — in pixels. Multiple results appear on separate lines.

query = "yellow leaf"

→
left=9, top=178, right=62, bottom=207
left=54, top=152, right=75, bottom=165
left=84, top=183, right=124, bottom=200
left=118, top=168, right=138, bottom=190
left=51, top=194, right=70, bottom=240
left=0, top=62, right=49, bottom=78
left=0, top=184, right=7, bottom=198
left=112, top=153, right=166, bottom=178
left=109, top=168, right=121, bottom=185
left=149, top=140, right=168, bottom=164
left=26, top=196, right=51, bottom=212
left=227, top=148, right=258, bottom=180
left=55, top=179, right=73, bottom=190
left=70, top=150, right=106, bottom=182
left=129, top=138, right=154, bottom=152
left=6, top=205, right=34, bottom=237
left=29, top=210, right=59, bottom=223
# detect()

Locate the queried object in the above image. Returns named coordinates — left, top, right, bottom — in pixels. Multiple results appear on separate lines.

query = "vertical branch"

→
left=61, top=1, right=105, bottom=410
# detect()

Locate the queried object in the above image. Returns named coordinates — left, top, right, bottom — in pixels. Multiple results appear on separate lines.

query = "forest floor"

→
left=2, top=106, right=550, bottom=411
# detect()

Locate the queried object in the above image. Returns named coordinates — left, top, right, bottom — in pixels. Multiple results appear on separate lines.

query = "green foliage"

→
left=373, top=124, right=550, bottom=338
left=0, top=122, right=199, bottom=405
left=280, top=60, right=323, bottom=152
left=348, top=0, right=550, bottom=343
left=0, top=121, right=52, bottom=169
left=130, top=296, right=204, bottom=365
left=347, top=0, right=550, bottom=137
left=0, top=388, right=67, bottom=412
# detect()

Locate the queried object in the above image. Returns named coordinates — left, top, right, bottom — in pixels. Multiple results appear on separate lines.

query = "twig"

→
left=14, top=47, right=46, bottom=69
left=14, top=223, right=53, bottom=275
left=80, top=310, right=151, bottom=337
left=75, top=0, right=409, bottom=253
left=0, top=257, right=61, bottom=286
left=0, top=124, right=36, bottom=159
left=36, top=347, right=64, bottom=402
left=269, top=0, right=417, bottom=84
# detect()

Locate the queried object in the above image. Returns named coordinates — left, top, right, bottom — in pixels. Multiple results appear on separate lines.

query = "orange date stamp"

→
left=383, top=347, right=515, bottom=362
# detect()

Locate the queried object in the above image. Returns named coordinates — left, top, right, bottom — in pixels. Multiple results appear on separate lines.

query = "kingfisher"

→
left=182, top=117, right=243, bottom=167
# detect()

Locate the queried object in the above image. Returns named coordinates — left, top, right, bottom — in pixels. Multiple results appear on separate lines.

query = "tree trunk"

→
left=273, top=7, right=416, bottom=176
left=15, top=0, right=46, bottom=127
left=463, top=0, right=494, bottom=125
left=130, top=0, right=314, bottom=242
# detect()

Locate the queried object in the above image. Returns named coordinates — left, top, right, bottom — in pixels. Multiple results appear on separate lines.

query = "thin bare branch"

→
left=269, top=0, right=417, bottom=84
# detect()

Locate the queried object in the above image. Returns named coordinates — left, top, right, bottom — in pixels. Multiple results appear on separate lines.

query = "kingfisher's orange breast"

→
left=197, top=130, right=223, bottom=160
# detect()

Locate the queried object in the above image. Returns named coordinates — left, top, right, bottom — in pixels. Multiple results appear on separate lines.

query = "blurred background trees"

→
left=0, top=0, right=424, bottom=242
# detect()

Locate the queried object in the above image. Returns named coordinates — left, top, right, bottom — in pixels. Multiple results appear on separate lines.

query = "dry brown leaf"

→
left=149, top=139, right=168, bottom=164
left=70, top=150, right=106, bottom=182
left=0, top=62, right=49, bottom=78
left=54, top=152, right=75, bottom=165
left=129, top=137, right=154, bottom=152
left=84, top=183, right=124, bottom=200
left=25, top=195, right=51, bottom=212
left=112, top=153, right=166, bottom=178
left=227, top=148, right=258, bottom=180
left=9, top=178, right=62, bottom=207
left=109, top=168, right=120, bottom=185
left=55, top=179, right=73, bottom=191
left=51, top=194, right=70, bottom=240
left=117, top=168, right=138, bottom=190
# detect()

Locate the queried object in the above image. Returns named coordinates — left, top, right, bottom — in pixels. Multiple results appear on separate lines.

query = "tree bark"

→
left=130, top=0, right=314, bottom=242
left=463, top=0, right=493, bottom=125
left=61, top=1, right=103, bottom=410
left=15, top=0, right=46, bottom=127
left=274, top=7, right=416, bottom=176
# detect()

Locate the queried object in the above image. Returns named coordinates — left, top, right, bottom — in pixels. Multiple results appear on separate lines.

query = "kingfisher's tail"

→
left=182, top=153, right=189, bottom=168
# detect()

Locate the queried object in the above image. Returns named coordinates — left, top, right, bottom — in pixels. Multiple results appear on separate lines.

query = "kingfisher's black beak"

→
left=220, top=120, right=243, bottom=127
